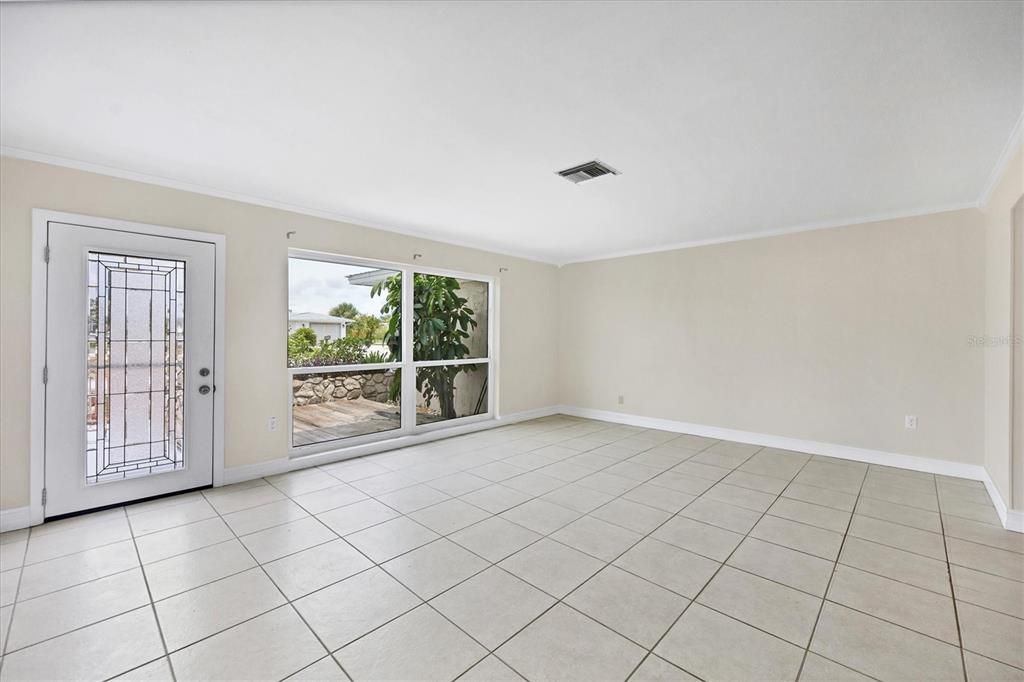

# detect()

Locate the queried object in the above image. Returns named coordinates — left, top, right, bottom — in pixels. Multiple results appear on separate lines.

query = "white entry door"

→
left=44, top=220, right=217, bottom=517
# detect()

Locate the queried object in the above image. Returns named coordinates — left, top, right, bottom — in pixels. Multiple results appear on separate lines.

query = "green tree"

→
left=328, top=302, right=360, bottom=319
left=348, top=314, right=383, bottom=343
left=372, top=273, right=478, bottom=419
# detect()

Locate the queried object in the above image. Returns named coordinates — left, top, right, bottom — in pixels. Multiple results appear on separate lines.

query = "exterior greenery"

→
left=348, top=314, right=384, bottom=344
left=372, top=273, right=478, bottom=419
left=287, top=309, right=382, bottom=367
left=287, top=328, right=369, bottom=367
left=327, top=302, right=360, bottom=319
left=288, top=274, right=481, bottom=420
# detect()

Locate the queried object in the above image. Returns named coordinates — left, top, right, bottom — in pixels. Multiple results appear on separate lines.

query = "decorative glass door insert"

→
left=45, top=218, right=215, bottom=518
left=86, top=252, right=186, bottom=484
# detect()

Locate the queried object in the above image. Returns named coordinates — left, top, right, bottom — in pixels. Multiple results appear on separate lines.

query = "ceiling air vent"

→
left=556, top=160, right=620, bottom=184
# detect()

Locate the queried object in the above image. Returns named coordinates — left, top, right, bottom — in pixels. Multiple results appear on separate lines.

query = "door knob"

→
left=198, top=385, right=211, bottom=395
left=199, top=367, right=210, bottom=377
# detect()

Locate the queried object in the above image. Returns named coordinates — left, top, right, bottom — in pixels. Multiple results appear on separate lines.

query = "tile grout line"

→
left=798, top=474, right=1013, bottom=674
left=13, top=484, right=368, bottom=676
left=9, top=562, right=145, bottom=607
left=1, top=513, right=177, bottom=680
left=935, top=473, right=970, bottom=682
left=620, top=444, right=802, bottom=682
left=793, top=458, right=870, bottom=681
left=101, top=653, right=172, bottom=682
left=2, top=423, right=596, bottom=673
left=324, top=427, right=726, bottom=680
left=290, top=425, right=727, bottom=680
left=629, top=461, right=972, bottom=677
left=205, top=424, right=630, bottom=671
left=354, top=421, right=1015, bottom=667
left=4, top=417, right=1014, bottom=681
left=1, top=426, right=841, bottom=679
left=124, top=506, right=179, bottom=682
left=303, top=418, right=636, bottom=678
left=0, top=525, right=31, bottom=674
left=195, top=485, right=350, bottom=682
left=282, top=654, right=347, bottom=681
left=469, top=443, right=746, bottom=681
left=626, top=509, right=965, bottom=604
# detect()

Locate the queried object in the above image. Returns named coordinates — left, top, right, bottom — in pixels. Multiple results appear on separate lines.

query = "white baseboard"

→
left=981, top=470, right=1009, bottom=528
left=495, top=405, right=564, bottom=423
left=981, top=471, right=1024, bottom=533
left=560, top=405, right=1024, bottom=533
left=0, top=506, right=32, bottom=533
left=9, top=403, right=1020, bottom=535
left=559, top=405, right=986, bottom=478
left=222, top=405, right=561, bottom=485
left=221, top=458, right=293, bottom=485
left=1009, top=510, right=1024, bottom=533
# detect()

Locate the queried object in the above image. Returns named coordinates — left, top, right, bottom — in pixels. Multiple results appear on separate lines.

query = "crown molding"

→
left=977, top=109, right=1024, bottom=209
left=2, top=143, right=1001, bottom=269
left=557, top=202, right=980, bottom=266
left=0, top=146, right=559, bottom=266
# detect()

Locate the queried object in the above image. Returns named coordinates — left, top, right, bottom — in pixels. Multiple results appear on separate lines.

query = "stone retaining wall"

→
left=292, top=370, right=396, bottom=406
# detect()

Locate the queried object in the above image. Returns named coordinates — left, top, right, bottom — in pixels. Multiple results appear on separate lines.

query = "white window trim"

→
left=287, top=249, right=498, bottom=457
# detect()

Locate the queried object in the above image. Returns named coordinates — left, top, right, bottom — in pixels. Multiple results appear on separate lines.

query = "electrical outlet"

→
left=904, top=415, right=918, bottom=430
left=617, top=395, right=625, bottom=405
left=268, top=416, right=278, bottom=432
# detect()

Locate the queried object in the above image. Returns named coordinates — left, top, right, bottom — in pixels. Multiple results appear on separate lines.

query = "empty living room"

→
left=1, top=1, right=1023, bottom=680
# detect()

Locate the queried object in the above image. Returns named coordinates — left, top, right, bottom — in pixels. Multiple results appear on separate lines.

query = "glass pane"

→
left=292, top=368, right=401, bottom=446
left=415, top=363, right=488, bottom=425
left=87, top=252, right=186, bottom=485
left=288, top=258, right=401, bottom=366
left=412, top=275, right=488, bottom=361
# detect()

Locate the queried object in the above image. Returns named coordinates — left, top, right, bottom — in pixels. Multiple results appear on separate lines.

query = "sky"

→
left=287, top=258, right=393, bottom=317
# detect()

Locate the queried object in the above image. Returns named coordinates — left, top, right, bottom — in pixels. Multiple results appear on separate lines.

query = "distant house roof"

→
left=347, top=269, right=392, bottom=287
left=289, top=312, right=353, bottom=324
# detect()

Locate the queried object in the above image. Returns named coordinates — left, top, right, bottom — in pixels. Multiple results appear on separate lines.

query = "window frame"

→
left=286, top=249, right=496, bottom=456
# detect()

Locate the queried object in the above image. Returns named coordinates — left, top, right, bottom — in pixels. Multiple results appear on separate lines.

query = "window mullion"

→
left=400, top=268, right=415, bottom=432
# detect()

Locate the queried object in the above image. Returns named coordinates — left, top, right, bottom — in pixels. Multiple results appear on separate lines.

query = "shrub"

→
left=364, top=349, right=391, bottom=364
left=287, top=327, right=317, bottom=356
left=288, top=335, right=369, bottom=367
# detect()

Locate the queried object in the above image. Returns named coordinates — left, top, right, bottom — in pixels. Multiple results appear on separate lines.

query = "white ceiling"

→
left=2, top=1, right=1021, bottom=264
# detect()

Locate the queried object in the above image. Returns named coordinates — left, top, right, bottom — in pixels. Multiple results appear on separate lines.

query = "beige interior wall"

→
left=982, top=144, right=1024, bottom=507
left=558, top=209, right=987, bottom=466
left=0, top=152, right=1012, bottom=512
left=1015, top=198, right=1024, bottom=510
left=0, top=156, right=560, bottom=510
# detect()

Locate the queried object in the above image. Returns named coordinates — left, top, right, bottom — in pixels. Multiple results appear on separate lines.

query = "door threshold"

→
left=44, top=485, right=212, bottom=523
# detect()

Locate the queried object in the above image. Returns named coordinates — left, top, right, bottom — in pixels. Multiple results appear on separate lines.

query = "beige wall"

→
left=982, top=144, right=1024, bottom=507
left=0, top=153, right=1011, bottom=513
left=558, top=210, right=987, bottom=466
left=0, top=156, right=560, bottom=510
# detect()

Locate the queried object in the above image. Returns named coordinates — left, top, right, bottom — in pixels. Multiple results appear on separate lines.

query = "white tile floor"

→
left=0, top=416, right=1021, bottom=681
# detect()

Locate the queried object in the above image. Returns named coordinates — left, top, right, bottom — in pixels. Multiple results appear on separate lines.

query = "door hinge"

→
left=42, top=366, right=48, bottom=384
left=43, top=245, right=50, bottom=263
left=41, top=488, right=47, bottom=506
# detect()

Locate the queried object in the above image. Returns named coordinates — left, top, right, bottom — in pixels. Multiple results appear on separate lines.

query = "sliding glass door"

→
left=287, top=252, right=493, bottom=452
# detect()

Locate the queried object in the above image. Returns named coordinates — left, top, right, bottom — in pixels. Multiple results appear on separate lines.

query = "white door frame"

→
left=29, top=209, right=226, bottom=525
